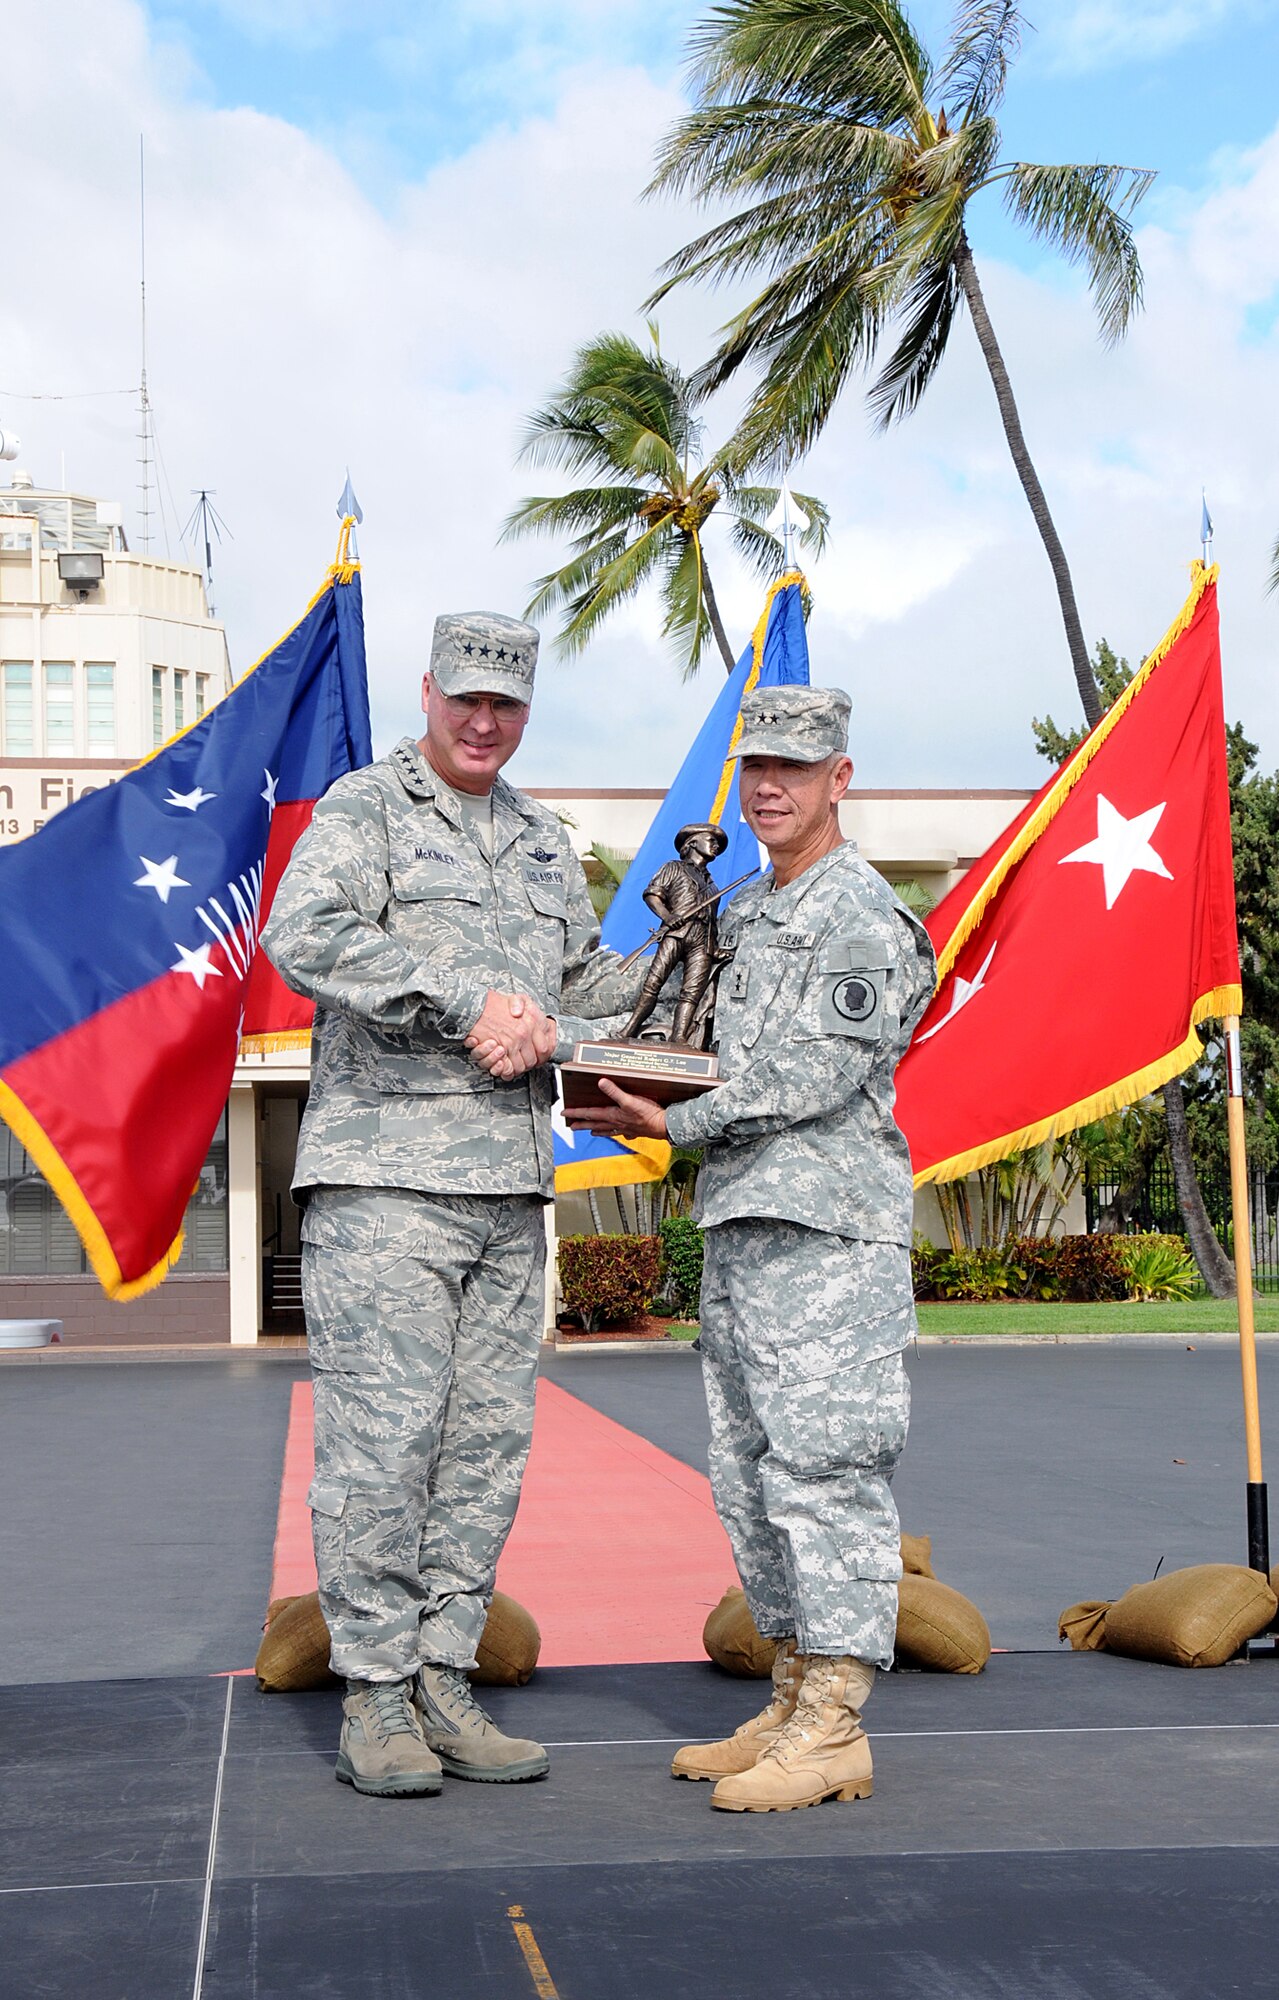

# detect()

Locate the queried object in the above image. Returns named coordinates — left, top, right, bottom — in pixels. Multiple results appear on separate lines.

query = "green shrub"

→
left=911, top=1233, right=946, bottom=1301
left=659, top=1216, right=704, bottom=1318
left=558, top=1234, right=662, bottom=1331
left=1114, top=1234, right=1198, bottom=1302
left=932, top=1245, right=1028, bottom=1301
left=1009, top=1234, right=1128, bottom=1302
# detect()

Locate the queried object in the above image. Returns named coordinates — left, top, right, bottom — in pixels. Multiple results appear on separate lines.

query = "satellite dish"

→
left=0, top=429, right=22, bottom=463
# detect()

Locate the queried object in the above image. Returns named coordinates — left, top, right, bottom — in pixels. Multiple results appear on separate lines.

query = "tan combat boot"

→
left=710, top=1654, right=876, bottom=1812
left=414, top=1664, right=549, bottom=1782
left=335, top=1679, right=444, bottom=1798
left=671, top=1638, right=804, bottom=1782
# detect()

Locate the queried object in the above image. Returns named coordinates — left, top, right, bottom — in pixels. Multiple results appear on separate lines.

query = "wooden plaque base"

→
left=559, top=1038, right=721, bottom=1110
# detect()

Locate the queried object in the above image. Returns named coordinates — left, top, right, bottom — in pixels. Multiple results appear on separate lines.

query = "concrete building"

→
left=1, top=468, right=1036, bottom=1344
left=0, top=469, right=235, bottom=1340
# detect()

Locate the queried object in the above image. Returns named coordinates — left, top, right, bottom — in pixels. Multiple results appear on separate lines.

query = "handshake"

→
left=465, top=991, right=558, bottom=1082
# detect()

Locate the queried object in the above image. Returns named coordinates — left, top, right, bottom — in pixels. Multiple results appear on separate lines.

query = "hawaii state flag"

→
left=899, top=563, right=1240, bottom=1183
left=0, top=527, right=371, bottom=1297
left=555, top=570, right=810, bottom=1193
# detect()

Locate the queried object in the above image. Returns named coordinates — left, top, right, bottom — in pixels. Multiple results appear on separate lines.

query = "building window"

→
left=44, top=663, right=75, bottom=753
left=194, top=674, right=209, bottom=720
left=173, top=670, right=187, bottom=733
left=0, top=1114, right=228, bottom=1276
left=86, top=663, right=115, bottom=751
left=152, top=667, right=166, bottom=747
left=1, top=663, right=34, bottom=755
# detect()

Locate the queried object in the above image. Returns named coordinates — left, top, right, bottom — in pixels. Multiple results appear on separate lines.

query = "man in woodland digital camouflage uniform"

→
left=262, top=612, right=639, bottom=1799
left=567, top=684, right=936, bottom=1814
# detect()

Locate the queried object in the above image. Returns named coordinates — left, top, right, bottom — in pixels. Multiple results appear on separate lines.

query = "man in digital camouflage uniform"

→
left=262, top=612, right=639, bottom=1799
left=567, top=684, right=936, bottom=1813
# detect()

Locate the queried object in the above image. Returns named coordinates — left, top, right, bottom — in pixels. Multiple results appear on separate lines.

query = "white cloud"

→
left=1034, top=0, right=1259, bottom=73
left=3, top=0, right=1278, bottom=801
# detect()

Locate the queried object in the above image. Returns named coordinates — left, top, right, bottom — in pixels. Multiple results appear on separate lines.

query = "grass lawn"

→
left=659, top=1301, right=1279, bottom=1339
left=916, top=1298, right=1279, bottom=1336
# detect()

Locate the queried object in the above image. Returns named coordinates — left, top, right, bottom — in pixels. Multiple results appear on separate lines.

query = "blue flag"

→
left=0, top=530, right=371, bottom=1297
left=554, top=572, right=810, bottom=1192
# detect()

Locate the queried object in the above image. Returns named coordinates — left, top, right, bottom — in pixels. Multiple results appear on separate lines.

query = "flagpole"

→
left=1224, top=1012, right=1270, bottom=1578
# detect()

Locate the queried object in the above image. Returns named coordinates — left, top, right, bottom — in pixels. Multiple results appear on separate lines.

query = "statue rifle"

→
left=615, top=866, right=759, bottom=973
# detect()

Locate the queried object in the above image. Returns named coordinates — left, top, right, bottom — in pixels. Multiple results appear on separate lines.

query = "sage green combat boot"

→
left=414, top=1664, right=549, bottom=1782
left=335, top=1679, right=444, bottom=1798
left=671, top=1639, right=804, bottom=1781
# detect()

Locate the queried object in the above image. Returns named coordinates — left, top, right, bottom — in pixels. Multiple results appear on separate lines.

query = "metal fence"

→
left=1085, top=1159, right=1279, bottom=1293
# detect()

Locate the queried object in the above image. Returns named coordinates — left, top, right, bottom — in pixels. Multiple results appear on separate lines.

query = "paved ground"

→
left=1, top=1342, right=1275, bottom=1996
left=546, top=1340, right=1278, bottom=1648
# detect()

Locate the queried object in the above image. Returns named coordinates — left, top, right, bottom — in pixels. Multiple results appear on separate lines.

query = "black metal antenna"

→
left=182, top=490, right=232, bottom=614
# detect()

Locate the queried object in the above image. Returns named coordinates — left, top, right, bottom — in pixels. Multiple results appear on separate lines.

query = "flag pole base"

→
left=1247, top=1480, right=1271, bottom=1578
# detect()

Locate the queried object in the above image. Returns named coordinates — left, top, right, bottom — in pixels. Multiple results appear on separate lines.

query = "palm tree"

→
left=501, top=326, right=828, bottom=675
left=646, top=0, right=1154, bottom=727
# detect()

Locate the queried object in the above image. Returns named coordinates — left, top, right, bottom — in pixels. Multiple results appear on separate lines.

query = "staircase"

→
left=264, top=1254, right=305, bottom=1332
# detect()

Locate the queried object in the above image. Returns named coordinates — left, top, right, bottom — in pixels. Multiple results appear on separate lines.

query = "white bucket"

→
left=0, top=1319, right=61, bottom=1348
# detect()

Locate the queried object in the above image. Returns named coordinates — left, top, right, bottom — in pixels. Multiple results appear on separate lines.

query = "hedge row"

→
left=559, top=1226, right=1200, bottom=1325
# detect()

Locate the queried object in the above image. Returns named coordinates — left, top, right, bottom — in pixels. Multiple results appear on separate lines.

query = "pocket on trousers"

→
left=307, top=1478, right=350, bottom=1598
left=776, top=1353, right=909, bottom=1481
left=301, top=1201, right=386, bottom=1375
left=775, top=1239, right=915, bottom=1386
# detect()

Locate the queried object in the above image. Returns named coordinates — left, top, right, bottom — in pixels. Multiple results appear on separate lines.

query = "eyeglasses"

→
left=441, top=693, right=528, bottom=724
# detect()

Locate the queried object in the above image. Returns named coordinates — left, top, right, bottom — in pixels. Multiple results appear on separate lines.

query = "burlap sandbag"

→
left=704, top=1560, right=988, bottom=1678
left=255, top=1588, right=541, bottom=1691
left=703, top=1586, right=778, bottom=1677
left=895, top=1573, right=991, bottom=1673
left=474, top=1591, right=541, bottom=1686
left=1058, top=1600, right=1111, bottom=1651
left=1098, top=1564, right=1277, bottom=1668
left=900, top=1531, right=934, bottom=1578
left=703, top=1532, right=935, bottom=1677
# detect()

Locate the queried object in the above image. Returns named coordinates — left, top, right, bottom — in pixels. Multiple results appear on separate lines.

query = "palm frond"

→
left=660, top=531, right=715, bottom=675
left=730, top=486, right=832, bottom=558
left=1268, top=532, right=1279, bottom=597
left=936, top=1, right=1022, bottom=121
left=500, top=487, right=654, bottom=544
left=998, top=161, right=1156, bottom=341
left=680, top=0, right=931, bottom=129
left=727, top=514, right=792, bottom=583
left=534, top=518, right=673, bottom=654
left=868, top=253, right=962, bottom=428
left=649, top=99, right=915, bottom=207
left=728, top=268, right=891, bottom=463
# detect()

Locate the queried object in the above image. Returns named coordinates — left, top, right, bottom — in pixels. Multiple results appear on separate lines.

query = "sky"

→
left=3, top=0, right=1278, bottom=793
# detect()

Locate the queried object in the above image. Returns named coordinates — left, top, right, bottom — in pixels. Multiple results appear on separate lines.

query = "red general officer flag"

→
left=0, top=526, right=371, bottom=1298
left=898, top=564, right=1241, bottom=1184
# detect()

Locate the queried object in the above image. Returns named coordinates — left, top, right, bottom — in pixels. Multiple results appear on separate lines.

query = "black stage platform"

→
left=1, top=1655, right=1275, bottom=1997
left=2, top=1344, right=1276, bottom=1995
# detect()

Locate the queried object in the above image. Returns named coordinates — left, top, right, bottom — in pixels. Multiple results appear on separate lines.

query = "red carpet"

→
left=270, top=1377, right=737, bottom=1665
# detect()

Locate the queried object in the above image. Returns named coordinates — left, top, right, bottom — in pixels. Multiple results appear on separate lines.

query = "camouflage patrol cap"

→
left=736, top=684, right=851, bottom=763
left=429, top=612, right=539, bottom=703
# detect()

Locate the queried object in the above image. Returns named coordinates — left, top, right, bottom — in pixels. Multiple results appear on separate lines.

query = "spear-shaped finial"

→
left=1200, top=488, right=1213, bottom=567
left=767, top=479, right=809, bottom=574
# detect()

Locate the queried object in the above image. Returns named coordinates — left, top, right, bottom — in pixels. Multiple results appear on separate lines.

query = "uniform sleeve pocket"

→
left=814, top=938, right=892, bottom=1041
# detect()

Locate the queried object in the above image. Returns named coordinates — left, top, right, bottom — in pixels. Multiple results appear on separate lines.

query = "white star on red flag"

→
left=1059, top=795, right=1173, bottom=910
left=171, top=942, right=222, bottom=990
